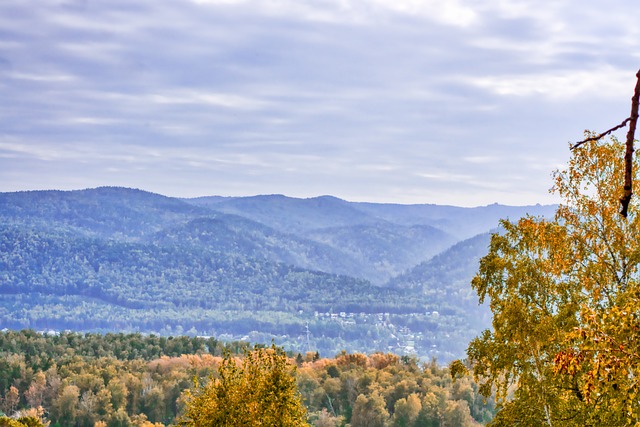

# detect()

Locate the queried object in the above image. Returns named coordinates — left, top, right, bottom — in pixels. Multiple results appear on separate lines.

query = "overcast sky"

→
left=0, top=0, right=638, bottom=206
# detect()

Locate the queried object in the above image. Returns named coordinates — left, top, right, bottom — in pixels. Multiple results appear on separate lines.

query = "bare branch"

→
left=569, top=69, right=640, bottom=218
left=619, top=69, right=640, bottom=218
left=570, top=118, right=631, bottom=150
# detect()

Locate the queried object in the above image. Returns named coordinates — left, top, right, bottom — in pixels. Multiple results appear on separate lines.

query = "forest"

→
left=0, top=329, right=494, bottom=426
left=0, top=187, right=553, bottom=361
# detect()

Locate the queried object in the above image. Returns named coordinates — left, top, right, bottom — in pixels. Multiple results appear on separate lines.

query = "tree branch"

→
left=570, top=118, right=632, bottom=150
left=569, top=69, right=640, bottom=218
left=619, top=69, right=640, bottom=218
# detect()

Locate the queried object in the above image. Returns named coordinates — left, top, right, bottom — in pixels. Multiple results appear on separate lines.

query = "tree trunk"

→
left=619, top=69, right=640, bottom=218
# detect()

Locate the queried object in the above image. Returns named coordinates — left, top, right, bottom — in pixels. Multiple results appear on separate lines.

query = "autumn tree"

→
left=1, top=387, right=19, bottom=417
left=465, top=133, right=640, bottom=425
left=350, top=392, right=389, bottom=427
left=51, top=385, right=80, bottom=427
left=24, top=373, right=46, bottom=409
left=0, top=418, right=31, bottom=427
left=391, top=393, right=421, bottom=427
left=180, top=344, right=309, bottom=426
left=309, top=408, right=343, bottom=427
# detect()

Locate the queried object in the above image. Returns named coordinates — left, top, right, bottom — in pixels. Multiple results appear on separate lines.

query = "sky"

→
left=0, top=0, right=638, bottom=206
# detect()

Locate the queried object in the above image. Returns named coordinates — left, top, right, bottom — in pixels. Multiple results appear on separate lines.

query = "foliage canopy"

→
left=467, top=133, right=640, bottom=425
left=180, top=345, right=310, bottom=427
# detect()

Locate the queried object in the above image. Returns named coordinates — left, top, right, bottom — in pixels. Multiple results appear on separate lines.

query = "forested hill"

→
left=0, top=187, right=556, bottom=361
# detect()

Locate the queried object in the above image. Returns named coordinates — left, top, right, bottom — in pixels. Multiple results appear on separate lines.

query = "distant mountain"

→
left=188, top=194, right=381, bottom=234
left=150, top=215, right=368, bottom=279
left=306, top=223, right=455, bottom=283
left=186, top=194, right=555, bottom=283
left=0, top=187, right=207, bottom=240
left=388, top=232, right=493, bottom=292
left=352, top=202, right=556, bottom=239
left=0, top=187, right=556, bottom=361
left=0, top=224, right=386, bottom=313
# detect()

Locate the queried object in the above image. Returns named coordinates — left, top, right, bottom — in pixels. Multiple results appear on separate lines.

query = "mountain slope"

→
left=0, top=224, right=387, bottom=312
left=0, top=187, right=556, bottom=360
left=306, top=223, right=455, bottom=283
left=150, top=215, right=369, bottom=279
left=387, top=232, right=493, bottom=319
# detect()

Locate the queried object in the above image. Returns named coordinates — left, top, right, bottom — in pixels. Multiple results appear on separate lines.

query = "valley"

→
left=0, top=187, right=556, bottom=361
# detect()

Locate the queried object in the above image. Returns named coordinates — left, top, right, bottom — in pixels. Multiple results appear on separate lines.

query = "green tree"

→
left=140, top=387, right=164, bottom=424
left=180, top=345, right=309, bottom=426
left=350, top=392, right=389, bottom=427
left=416, top=390, right=446, bottom=427
left=391, top=393, right=421, bottom=427
left=466, top=134, right=640, bottom=425
left=52, top=385, right=79, bottom=427
left=107, top=407, right=132, bottom=427
left=107, top=378, right=128, bottom=412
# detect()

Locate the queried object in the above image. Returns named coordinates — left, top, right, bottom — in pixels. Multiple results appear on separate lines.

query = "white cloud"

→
left=146, top=90, right=269, bottom=110
left=9, top=72, right=76, bottom=82
left=467, top=67, right=631, bottom=99
left=463, top=155, right=499, bottom=164
left=65, top=117, right=123, bottom=125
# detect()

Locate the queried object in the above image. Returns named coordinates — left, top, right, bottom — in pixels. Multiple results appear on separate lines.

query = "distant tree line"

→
left=0, top=330, right=494, bottom=426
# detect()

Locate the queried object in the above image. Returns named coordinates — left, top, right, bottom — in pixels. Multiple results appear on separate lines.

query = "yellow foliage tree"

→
left=466, top=134, right=640, bottom=425
left=180, top=344, right=309, bottom=426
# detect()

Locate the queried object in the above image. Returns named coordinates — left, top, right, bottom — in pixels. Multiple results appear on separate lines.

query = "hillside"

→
left=0, top=187, right=556, bottom=360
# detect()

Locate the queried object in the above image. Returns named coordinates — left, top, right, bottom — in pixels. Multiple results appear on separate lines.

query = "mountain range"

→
left=0, top=186, right=556, bottom=361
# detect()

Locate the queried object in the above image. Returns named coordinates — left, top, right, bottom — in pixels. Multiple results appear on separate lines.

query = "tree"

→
left=107, top=407, right=132, bottom=427
left=310, top=408, right=343, bottom=427
left=570, top=69, right=640, bottom=217
left=180, top=344, right=309, bottom=426
left=391, top=393, right=421, bottom=427
left=350, top=392, right=389, bottom=427
left=52, top=385, right=79, bottom=427
left=77, top=390, right=98, bottom=427
left=0, top=418, right=29, bottom=427
left=14, top=417, right=46, bottom=427
left=24, top=373, right=46, bottom=408
left=2, top=387, right=19, bottom=417
left=442, top=400, right=475, bottom=427
left=466, top=134, right=640, bottom=425
left=107, top=378, right=128, bottom=412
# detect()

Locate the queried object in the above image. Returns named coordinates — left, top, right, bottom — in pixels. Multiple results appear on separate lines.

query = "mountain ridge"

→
left=0, top=186, right=557, bottom=360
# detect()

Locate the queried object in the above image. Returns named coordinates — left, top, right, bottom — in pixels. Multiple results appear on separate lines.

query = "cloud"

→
left=190, top=0, right=478, bottom=26
left=146, top=90, right=269, bottom=110
left=8, top=72, right=77, bottom=82
left=0, top=0, right=635, bottom=205
left=467, top=67, right=631, bottom=99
